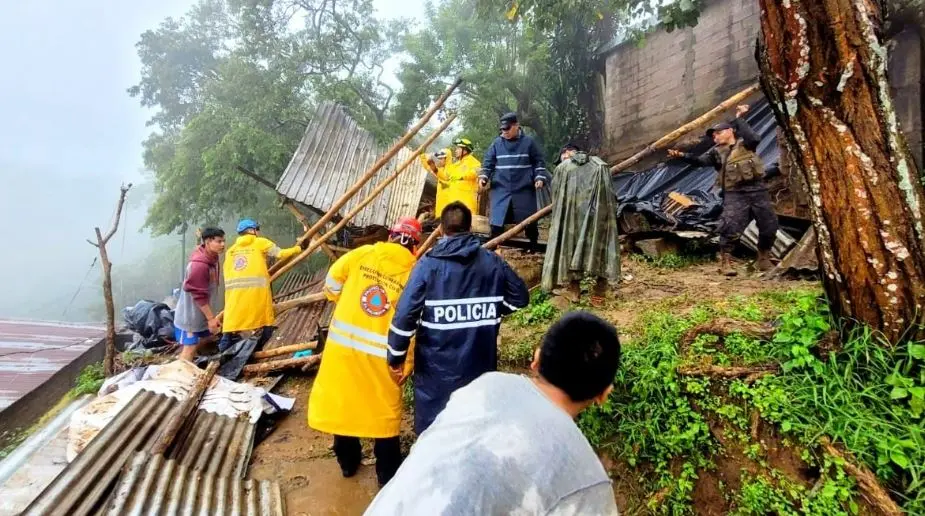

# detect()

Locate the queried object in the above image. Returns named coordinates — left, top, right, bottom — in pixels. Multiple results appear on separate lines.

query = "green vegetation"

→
left=70, top=363, right=105, bottom=397
left=501, top=286, right=925, bottom=513
left=629, top=252, right=712, bottom=270
left=509, top=290, right=559, bottom=327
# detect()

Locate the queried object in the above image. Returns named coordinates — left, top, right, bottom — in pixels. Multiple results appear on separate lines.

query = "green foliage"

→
left=575, top=288, right=924, bottom=513
left=579, top=306, right=715, bottom=510
left=510, top=290, right=559, bottom=326
left=133, top=0, right=426, bottom=236
left=71, top=363, right=105, bottom=397
left=498, top=337, right=537, bottom=368
left=733, top=462, right=858, bottom=516
left=730, top=313, right=925, bottom=512
left=629, top=251, right=711, bottom=270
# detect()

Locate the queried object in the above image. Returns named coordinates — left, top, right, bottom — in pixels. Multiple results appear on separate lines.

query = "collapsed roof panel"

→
left=276, top=102, right=432, bottom=228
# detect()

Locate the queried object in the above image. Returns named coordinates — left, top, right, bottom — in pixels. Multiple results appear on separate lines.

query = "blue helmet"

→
left=236, top=218, right=260, bottom=234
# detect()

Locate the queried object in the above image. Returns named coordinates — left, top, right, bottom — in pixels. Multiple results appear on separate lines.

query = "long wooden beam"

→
left=415, top=224, right=443, bottom=258
left=609, top=82, right=760, bottom=174
left=482, top=205, right=552, bottom=250
left=270, top=78, right=463, bottom=274
left=270, top=114, right=457, bottom=282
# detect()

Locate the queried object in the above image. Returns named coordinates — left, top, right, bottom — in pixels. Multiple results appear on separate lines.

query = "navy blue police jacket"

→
left=387, top=233, right=530, bottom=433
left=479, top=130, right=550, bottom=226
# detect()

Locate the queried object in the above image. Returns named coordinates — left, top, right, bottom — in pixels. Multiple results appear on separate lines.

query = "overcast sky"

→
left=0, top=0, right=425, bottom=320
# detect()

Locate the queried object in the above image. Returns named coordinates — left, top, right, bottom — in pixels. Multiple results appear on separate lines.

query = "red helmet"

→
left=390, top=216, right=423, bottom=244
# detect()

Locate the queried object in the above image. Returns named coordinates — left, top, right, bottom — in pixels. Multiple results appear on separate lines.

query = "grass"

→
left=499, top=286, right=925, bottom=514
left=70, top=363, right=105, bottom=397
left=629, top=251, right=713, bottom=270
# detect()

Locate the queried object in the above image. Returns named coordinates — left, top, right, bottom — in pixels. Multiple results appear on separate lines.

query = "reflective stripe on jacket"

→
left=387, top=233, right=529, bottom=433
left=308, top=242, right=416, bottom=438
left=479, top=130, right=549, bottom=226
left=222, top=235, right=300, bottom=333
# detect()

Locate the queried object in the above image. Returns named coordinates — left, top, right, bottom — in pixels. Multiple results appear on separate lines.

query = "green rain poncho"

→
left=541, top=152, right=620, bottom=291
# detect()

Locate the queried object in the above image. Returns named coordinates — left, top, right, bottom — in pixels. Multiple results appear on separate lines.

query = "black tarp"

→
left=612, top=99, right=781, bottom=232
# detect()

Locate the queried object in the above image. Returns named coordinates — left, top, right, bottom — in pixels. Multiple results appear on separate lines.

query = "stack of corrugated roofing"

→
left=105, top=451, right=283, bottom=515
left=21, top=390, right=258, bottom=515
left=269, top=271, right=333, bottom=350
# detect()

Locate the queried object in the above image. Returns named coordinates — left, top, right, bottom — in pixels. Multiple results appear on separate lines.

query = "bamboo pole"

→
left=152, top=360, right=219, bottom=455
left=270, top=113, right=458, bottom=282
left=269, top=77, right=463, bottom=274
left=415, top=224, right=443, bottom=258
left=482, top=205, right=552, bottom=250
left=235, top=165, right=338, bottom=260
left=252, top=341, right=317, bottom=360
left=273, top=291, right=327, bottom=315
left=609, top=82, right=760, bottom=174
left=243, top=354, right=323, bottom=376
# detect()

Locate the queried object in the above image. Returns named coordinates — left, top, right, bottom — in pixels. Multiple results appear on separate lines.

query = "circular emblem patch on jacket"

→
left=360, top=285, right=390, bottom=317
left=233, top=256, right=248, bottom=271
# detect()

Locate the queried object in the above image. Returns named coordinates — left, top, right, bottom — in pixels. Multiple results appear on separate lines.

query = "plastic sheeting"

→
left=612, top=99, right=781, bottom=232
left=121, top=300, right=175, bottom=350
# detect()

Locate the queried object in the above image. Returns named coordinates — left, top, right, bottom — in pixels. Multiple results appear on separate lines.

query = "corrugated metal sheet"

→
left=268, top=271, right=333, bottom=350
left=0, top=320, right=103, bottom=409
left=105, top=451, right=283, bottom=516
left=276, top=102, right=432, bottom=228
left=22, top=390, right=255, bottom=516
left=741, top=221, right=797, bottom=261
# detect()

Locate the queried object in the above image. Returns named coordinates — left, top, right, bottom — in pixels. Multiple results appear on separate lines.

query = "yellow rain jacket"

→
left=222, top=235, right=301, bottom=333
left=308, top=242, right=416, bottom=438
left=436, top=152, right=481, bottom=216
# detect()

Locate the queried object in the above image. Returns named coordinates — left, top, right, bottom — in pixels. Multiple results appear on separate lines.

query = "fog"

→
left=0, top=0, right=424, bottom=323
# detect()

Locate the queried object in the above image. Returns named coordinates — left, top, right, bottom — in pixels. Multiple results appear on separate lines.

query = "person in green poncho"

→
left=542, top=143, right=620, bottom=306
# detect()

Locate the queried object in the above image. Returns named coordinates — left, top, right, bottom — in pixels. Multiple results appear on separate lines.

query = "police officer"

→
left=478, top=112, right=549, bottom=252
left=668, top=105, right=778, bottom=275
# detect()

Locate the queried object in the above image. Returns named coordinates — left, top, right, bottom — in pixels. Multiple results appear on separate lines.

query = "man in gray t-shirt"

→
left=365, top=311, right=621, bottom=515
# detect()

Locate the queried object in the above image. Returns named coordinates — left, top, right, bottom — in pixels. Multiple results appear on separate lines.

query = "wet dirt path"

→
left=249, top=377, right=382, bottom=516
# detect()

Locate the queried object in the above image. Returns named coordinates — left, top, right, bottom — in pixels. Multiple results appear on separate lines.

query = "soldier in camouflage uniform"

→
left=669, top=105, right=778, bottom=275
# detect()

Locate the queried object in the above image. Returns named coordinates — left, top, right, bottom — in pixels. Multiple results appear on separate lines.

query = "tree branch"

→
left=100, top=184, right=133, bottom=245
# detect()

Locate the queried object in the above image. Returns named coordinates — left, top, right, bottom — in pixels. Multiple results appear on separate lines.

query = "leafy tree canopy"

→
left=133, top=0, right=423, bottom=236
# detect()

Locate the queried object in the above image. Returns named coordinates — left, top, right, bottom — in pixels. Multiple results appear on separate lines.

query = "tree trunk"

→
left=757, top=0, right=925, bottom=343
left=98, top=228, right=116, bottom=376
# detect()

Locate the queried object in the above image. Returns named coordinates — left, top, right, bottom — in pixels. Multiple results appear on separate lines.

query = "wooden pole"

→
left=235, top=165, right=338, bottom=261
left=282, top=201, right=337, bottom=260
left=86, top=183, right=132, bottom=376
left=243, top=354, right=323, bottom=376
left=273, top=291, right=327, bottom=315
left=609, top=82, right=760, bottom=174
left=270, top=77, right=463, bottom=273
left=151, top=360, right=219, bottom=455
left=415, top=224, right=443, bottom=258
left=482, top=205, right=552, bottom=250
left=270, top=113, right=458, bottom=282
left=252, top=341, right=317, bottom=360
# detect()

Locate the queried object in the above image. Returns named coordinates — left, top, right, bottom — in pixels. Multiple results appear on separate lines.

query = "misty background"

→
left=0, top=0, right=424, bottom=322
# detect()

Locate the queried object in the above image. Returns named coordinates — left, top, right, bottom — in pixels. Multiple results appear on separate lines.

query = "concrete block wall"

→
left=602, top=0, right=760, bottom=161
left=889, top=28, right=923, bottom=170
left=601, top=0, right=924, bottom=172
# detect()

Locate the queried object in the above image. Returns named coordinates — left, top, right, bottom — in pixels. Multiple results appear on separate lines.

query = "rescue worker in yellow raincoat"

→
left=307, top=216, right=422, bottom=487
left=222, top=219, right=303, bottom=339
left=440, top=137, right=481, bottom=215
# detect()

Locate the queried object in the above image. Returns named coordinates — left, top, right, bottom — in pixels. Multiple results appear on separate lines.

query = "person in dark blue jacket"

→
left=387, top=201, right=530, bottom=434
left=478, top=112, right=549, bottom=252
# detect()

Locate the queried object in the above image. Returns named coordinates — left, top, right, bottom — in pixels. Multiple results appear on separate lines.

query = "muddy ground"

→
left=249, top=256, right=818, bottom=515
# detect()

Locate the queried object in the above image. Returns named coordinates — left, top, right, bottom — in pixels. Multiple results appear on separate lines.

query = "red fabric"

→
left=182, top=245, right=218, bottom=307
